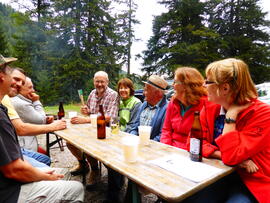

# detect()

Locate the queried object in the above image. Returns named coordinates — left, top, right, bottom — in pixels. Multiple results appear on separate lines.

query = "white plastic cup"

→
left=68, top=111, right=77, bottom=119
left=122, top=136, right=139, bottom=163
left=138, top=126, right=152, bottom=145
left=90, top=114, right=98, bottom=128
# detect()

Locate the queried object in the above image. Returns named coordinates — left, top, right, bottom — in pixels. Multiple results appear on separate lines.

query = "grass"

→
left=44, top=103, right=81, bottom=114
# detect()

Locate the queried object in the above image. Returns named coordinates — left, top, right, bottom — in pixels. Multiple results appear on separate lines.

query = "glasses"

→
left=173, top=80, right=183, bottom=85
left=204, top=80, right=216, bottom=85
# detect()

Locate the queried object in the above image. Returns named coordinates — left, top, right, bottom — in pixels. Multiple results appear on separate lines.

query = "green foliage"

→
left=0, top=0, right=138, bottom=105
left=44, top=103, right=81, bottom=114
left=142, top=0, right=270, bottom=83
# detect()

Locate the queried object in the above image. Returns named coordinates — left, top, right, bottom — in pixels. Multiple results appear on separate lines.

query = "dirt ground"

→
left=37, top=134, right=159, bottom=203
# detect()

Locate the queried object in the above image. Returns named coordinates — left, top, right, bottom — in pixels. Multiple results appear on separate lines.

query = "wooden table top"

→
left=55, top=121, right=234, bottom=202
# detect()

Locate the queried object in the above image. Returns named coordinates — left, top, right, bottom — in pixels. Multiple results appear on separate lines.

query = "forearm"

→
left=33, top=101, right=46, bottom=116
left=3, top=159, right=53, bottom=182
left=12, top=119, right=52, bottom=136
left=209, top=150, right=222, bottom=159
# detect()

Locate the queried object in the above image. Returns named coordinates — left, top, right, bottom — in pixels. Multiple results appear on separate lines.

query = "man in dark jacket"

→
left=128, top=75, right=169, bottom=141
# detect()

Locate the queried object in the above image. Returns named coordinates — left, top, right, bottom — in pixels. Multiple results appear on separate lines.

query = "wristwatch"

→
left=224, top=117, right=236, bottom=124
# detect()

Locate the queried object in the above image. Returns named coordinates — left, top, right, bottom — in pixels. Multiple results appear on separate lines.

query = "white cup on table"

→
left=90, top=114, right=98, bottom=128
left=68, top=111, right=77, bottom=119
left=122, top=136, right=139, bottom=163
left=138, top=126, right=152, bottom=146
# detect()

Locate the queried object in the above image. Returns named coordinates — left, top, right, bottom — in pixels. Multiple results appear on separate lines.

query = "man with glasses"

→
left=67, top=71, right=119, bottom=189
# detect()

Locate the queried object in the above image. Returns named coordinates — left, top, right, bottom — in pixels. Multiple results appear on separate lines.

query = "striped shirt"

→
left=87, top=87, right=119, bottom=118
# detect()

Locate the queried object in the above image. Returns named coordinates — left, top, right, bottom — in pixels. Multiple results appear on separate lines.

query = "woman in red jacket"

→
left=161, top=67, right=208, bottom=150
left=202, top=58, right=270, bottom=203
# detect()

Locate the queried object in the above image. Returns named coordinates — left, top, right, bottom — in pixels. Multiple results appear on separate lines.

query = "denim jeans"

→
left=21, top=148, right=51, bottom=167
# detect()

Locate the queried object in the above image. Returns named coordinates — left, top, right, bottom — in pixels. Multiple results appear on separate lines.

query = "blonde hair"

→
left=206, top=58, right=257, bottom=105
left=174, top=67, right=207, bottom=105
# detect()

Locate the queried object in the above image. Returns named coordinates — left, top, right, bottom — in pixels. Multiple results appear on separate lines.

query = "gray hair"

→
left=94, top=71, right=108, bottom=81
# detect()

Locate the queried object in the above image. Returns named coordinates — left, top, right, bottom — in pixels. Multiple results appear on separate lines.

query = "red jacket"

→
left=201, top=99, right=270, bottom=203
left=161, top=97, right=208, bottom=150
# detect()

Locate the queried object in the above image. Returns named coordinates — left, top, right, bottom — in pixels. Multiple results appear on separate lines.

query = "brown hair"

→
left=174, top=67, right=207, bottom=105
left=205, top=58, right=257, bottom=105
left=117, top=78, right=135, bottom=96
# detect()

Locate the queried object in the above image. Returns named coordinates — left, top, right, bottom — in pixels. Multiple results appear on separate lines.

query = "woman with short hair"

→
left=117, top=78, right=142, bottom=132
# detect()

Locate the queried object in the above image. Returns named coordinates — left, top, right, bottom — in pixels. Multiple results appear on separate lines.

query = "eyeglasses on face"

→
left=173, top=80, right=183, bottom=85
left=204, top=80, right=216, bottom=85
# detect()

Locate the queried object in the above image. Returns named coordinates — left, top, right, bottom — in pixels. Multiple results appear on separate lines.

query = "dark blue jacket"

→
left=127, top=96, right=168, bottom=142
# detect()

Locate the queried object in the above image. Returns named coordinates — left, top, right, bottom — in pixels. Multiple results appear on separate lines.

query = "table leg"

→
left=46, top=133, right=50, bottom=157
left=82, top=152, right=86, bottom=185
left=131, top=181, right=141, bottom=203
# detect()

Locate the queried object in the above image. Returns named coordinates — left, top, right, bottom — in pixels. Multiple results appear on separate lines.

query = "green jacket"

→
left=119, top=96, right=141, bottom=131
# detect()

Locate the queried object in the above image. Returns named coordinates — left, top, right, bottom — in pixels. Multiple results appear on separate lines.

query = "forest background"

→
left=0, top=0, right=270, bottom=106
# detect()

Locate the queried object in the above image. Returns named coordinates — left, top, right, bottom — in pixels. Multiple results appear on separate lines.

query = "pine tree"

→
left=142, top=0, right=216, bottom=76
left=205, top=0, right=270, bottom=83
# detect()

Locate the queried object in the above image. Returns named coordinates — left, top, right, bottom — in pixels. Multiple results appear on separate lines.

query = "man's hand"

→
left=28, top=92, right=40, bottom=102
left=46, top=116, right=54, bottom=124
left=45, top=170, right=64, bottom=180
left=81, top=105, right=90, bottom=115
left=50, top=119, right=67, bottom=131
left=71, top=116, right=90, bottom=124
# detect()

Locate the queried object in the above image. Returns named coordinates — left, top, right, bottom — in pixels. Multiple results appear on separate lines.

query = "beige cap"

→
left=143, top=75, right=168, bottom=91
left=0, top=54, right=17, bottom=67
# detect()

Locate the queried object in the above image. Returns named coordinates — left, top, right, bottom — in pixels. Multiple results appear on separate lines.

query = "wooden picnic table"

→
left=53, top=121, right=234, bottom=202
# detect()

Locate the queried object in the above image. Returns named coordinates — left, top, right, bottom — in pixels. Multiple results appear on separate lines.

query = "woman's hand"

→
left=226, top=102, right=252, bottom=119
left=238, top=159, right=259, bottom=173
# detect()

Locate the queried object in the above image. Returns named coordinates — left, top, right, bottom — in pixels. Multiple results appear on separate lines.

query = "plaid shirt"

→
left=87, top=87, right=119, bottom=118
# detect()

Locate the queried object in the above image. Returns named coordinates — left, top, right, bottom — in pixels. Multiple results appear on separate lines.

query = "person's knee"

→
left=64, top=181, right=85, bottom=201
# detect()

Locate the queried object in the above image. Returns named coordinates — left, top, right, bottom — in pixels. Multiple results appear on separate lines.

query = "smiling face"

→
left=0, top=66, right=13, bottom=97
left=8, top=69, right=26, bottom=97
left=94, top=75, right=108, bottom=96
left=119, top=85, right=131, bottom=100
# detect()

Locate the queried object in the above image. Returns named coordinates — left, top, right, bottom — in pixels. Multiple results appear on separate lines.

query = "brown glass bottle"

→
left=57, top=102, right=65, bottom=119
left=97, top=105, right=106, bottom=139
left=189, top=111, right=203, bottom=162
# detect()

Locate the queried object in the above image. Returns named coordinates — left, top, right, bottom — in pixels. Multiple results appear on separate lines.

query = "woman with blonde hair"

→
left=201, top=58, right=270, bottom=202
left=161, top=67, right=208, bottom=149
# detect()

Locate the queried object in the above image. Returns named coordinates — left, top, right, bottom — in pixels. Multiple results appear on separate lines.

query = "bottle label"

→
left=190, top=138, right=200, bottom=155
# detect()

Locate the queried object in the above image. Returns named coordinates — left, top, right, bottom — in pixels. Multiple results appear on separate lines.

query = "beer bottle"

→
left=189, top=111, right=203, bottom=162
left=97, top=104, right=106, bottom=139
left=57, top=102, right=65, bottom=119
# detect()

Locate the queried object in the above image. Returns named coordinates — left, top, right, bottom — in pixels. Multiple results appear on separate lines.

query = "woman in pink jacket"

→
left=161, top=67, right=208, bottom=150
left=202, top=58, right=270, bottom=203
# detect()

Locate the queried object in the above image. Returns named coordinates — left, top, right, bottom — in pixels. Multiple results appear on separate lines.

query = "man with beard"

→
left=67, top=71, right=119, bottom=189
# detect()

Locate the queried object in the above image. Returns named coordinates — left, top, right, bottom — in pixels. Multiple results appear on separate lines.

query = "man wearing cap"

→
left=0, top=55, right=84, bottom=203
left=128, top=75, right=169, bottom=141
